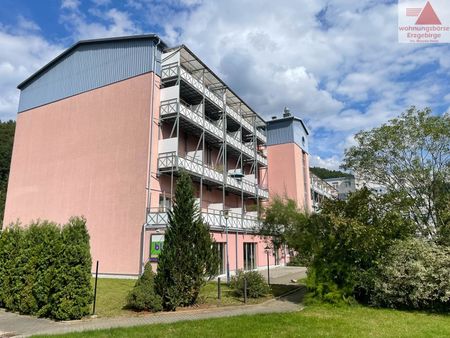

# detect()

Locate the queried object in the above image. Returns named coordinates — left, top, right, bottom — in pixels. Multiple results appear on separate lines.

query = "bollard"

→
left=244, top=277, right=248, bottom=304
left=92, top=260, right=99, bottom=316
left=218, top=277, right=221, bottom=300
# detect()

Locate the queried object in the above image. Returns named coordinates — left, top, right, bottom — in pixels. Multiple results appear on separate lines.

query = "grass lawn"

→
left=38, top=303, right=450, bottom=338
left=92, top=278, right=294, bottom=317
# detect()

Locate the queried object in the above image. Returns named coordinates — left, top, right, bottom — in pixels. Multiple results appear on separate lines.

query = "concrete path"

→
left=0, top=266, right=306, bottom=337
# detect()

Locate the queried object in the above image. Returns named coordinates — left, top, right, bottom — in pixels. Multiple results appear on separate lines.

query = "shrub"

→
left=0, top=218, right=93, bottom=320
left=127, top=262, right=162, bottom=312
left=231, top=270, right=270, bottom=298
left=50, top=217, right=93, bottom=320
left=18, top=221, right=61, bottom=316
left=0, top=226, right=24, bottom=311
left=371, top=239, right=450, bottom=311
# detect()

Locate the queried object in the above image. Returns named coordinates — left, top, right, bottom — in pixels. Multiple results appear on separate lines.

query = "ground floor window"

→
left=274, top=248, right=280, bottom=265
left=214, top=242, right=226, bottom=275
left=243, top=242, right=256, bottom=270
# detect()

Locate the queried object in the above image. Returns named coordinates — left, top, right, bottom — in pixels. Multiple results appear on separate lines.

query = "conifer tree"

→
left=155, top=172, right=218, bottom=310
left=127, top=261, right=162, bottom=312
left=50, top=217, right=92, bottom=320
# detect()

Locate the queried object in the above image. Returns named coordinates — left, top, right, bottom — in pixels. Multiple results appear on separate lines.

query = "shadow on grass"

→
left=271, top=284, right=306, bottom=305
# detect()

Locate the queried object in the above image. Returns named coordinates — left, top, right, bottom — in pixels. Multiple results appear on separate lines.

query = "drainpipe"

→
left=140, top=37, right=162, bottom=275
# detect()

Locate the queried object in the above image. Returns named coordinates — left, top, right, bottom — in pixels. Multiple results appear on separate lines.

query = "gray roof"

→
left=18, top=34, right=167, bottom=90
left=266, top=115, right=309, bottom=135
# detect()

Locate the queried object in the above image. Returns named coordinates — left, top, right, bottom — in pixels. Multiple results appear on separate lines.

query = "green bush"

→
left=0, top=226, right=24, bottom=310
left=127, top=262, right=162, bottom=312
left=282, top=189, right=414, bottom=303
left=50, top=217, right=93, bottom=320
left=231, top=270, right=270, bottom=298
left=370, top=239, right=450, bottom=311
left=19, top=221, right=61, bottom=316
left=0, top=217, right=93, bottom=320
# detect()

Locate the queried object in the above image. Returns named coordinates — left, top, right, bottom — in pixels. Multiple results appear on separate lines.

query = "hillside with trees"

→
left=0, top=120, right=16, bottom=229
left=309, top=166, right=353, bottom=180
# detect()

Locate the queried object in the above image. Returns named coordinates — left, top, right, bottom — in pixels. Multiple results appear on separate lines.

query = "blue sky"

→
left=0, top=0, right=449, bottom=169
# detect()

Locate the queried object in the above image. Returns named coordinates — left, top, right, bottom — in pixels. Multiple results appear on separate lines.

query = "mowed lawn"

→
left=92, top=278, right=296, bottom=317
left=37, top=303, right=450, bottom=338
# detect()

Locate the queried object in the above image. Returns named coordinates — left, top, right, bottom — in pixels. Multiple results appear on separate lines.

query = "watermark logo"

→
left=399, top=0, right=450, bottom=43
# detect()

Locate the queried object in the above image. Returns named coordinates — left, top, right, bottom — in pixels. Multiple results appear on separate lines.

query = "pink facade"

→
left=4, top=72, right=159, bottom=276
left=267, top=143, right=312, bottom=211
left=145, top=229, right=283, bottom=273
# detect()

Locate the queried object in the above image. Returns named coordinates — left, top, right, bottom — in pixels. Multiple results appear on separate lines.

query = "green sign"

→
left=150, top=234, right=164, bottom=262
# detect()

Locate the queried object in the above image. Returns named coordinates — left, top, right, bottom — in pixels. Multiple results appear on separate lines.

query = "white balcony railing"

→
left=147, top=207, right=260, bottom=230
left=157, top=152, right=269, bottom=198
left=161, top=63, right=267, bottom=144
left=160, top=100, right=267, bottom=166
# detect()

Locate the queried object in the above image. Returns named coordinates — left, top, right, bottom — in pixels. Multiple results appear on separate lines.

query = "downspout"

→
left=140, top=37, right=162, bottom=275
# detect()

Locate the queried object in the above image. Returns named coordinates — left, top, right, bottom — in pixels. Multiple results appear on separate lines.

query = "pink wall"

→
left=213, top=232, right=278, bottom=270
left=4, top=72, right=159, bottom=275
left=267, top=143, right=311, bottom=211
left=145, top=230, right=281, bottom=274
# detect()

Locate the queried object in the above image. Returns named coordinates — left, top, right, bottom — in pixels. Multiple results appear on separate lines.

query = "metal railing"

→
left=161, top=63, right=267, bottom=145
left=160, top=99, right=267, bottom=166
left=157, top=152, right=268, bottom=198
left=310, top=173, right=338, bottom=199
left=146, top=207, right=260, bottom=230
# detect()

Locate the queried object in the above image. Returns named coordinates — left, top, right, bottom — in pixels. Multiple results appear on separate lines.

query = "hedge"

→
left=0, top=217, right=92, bottom=320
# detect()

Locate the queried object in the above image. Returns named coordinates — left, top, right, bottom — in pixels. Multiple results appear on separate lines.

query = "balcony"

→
left=161, top=62, right=267, bottom=145
left=160, top=99, right=267, bottom=166
left=147, top=207, right=260, bottom=231
left=157, top=152, right=269, bottom=199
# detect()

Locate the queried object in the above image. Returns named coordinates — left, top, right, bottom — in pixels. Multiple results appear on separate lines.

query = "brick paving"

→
left=0, top=266, right=306, bottom=337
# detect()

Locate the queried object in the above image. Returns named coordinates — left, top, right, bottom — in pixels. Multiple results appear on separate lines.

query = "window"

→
left=274, top=249, right=280, bottom=265
left=213, top=242, right=226, bottom=274
left=159, top=194, right=172, bottom=212
left=243, top=243, right=257, bottom=270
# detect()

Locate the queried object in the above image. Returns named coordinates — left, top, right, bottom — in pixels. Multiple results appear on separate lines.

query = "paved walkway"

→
left=0, top=266, right=306, bottom=337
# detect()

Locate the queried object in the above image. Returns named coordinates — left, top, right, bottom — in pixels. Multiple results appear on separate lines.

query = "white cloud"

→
left=0, top=24, right=62, bottom=120
left=17, top=15, right=41, bottom=32
left=60, top=2, right=141, bottom=40
left=309, top=155, right=342, bottom=170
left=61, top=0, right=80, bottom=10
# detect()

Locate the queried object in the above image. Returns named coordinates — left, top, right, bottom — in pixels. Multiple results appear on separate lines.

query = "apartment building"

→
left=310, top=173, right=338, bottom=211
left=3, top=35, right=310, bottom=277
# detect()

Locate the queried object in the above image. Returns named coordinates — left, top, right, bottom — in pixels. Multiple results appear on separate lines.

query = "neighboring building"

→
left=3, top=35, right=311, bottom=277
left=324, top=176, right=356, bottom=200
left=266, top=108, right=312, bottom=212
left=325, top=175, right=387, bottom=200
left=310, top=173, right=338, bottom=211
left=355, top=177, right=387, bottom=195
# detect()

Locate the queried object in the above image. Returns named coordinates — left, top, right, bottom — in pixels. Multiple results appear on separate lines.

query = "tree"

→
left=310, top=167, right=353, bottom=180
left=263, top=189, right=414, bottom=302
left=0, top=120, right=16, bottom=229
left=342, top=107, right=450, bottom=242
left=155, top=172, right=218, bottom=310
left=259, top=196, right=301, bottom=253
